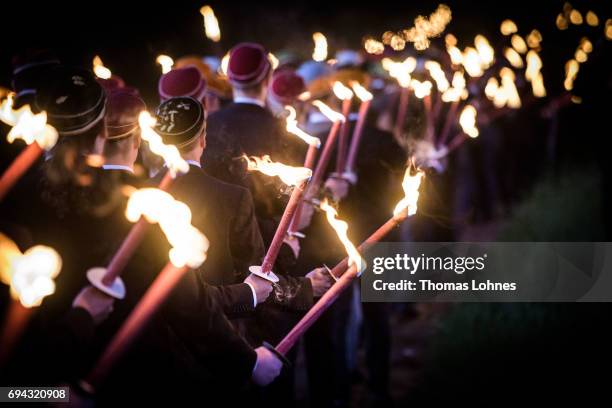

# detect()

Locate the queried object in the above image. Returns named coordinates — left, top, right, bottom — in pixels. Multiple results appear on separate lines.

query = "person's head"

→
left=227, top=42, right=272, bottom=101
left=35, top=66, right=106, bottom=175
left=100, top=90, right=146, bottom=167
left=158, top=66, right=207, bottom=105
left=154, top=97, right=206, bottom=162
left=267, top=68, right=306, bottom=116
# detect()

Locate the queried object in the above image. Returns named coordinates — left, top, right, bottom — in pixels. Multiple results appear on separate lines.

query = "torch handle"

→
left=274, top=215, right=404, bottom=355
left=288, top=144, right=318, bottom=235
left=424, top=95, right=434, bottom=143
left=345, top=100, right=371, bottom=174
left=310, top=120, right=341, bottom=190
left=261, top=180, right=307, bottom=274
left=0, top=142, right=43, bottom=202
left=336, top=99, right=352, bottom=173
left=101, top=172, right=175, bottom=285
left=85, top=262, right=189, bottom=390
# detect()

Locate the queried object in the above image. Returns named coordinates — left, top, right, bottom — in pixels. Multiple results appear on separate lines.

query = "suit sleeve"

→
left=206, top=282, right=256, bottom=318
left=166, top=269, right=257, bottom=386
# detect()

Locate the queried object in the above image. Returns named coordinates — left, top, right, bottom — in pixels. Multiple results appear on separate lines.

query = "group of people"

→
left=0, top=42, right=406, bottom=406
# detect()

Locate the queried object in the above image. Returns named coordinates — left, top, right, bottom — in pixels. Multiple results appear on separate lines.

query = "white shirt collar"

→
left=186, top=159, right=201, bottom=168
left=102, top=164, right=134, bottom=173
left=233, top=96, right=266, bottom=108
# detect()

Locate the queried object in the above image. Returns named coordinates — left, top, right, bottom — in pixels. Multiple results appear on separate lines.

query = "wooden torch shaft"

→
left=288, top=144, right=318, bottom=234
left=261, top=179, right=308, bottom=274
left=336, top=99, right=352, bottom=173
left=0, top=142, right=43, bottom=202
left=85, top=262, right=189, bottom=389
left=275, top=215, right=404, bottom=355
left=345, top=100, right=371, bottom=174
left=310, top=120, right=341, bottom=189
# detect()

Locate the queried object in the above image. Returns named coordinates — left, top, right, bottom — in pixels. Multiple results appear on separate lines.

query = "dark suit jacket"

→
left=154, top=164, right=265, bottom=316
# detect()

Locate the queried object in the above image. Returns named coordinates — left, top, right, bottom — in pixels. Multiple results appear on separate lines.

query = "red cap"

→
left=105, top=90, right=146, bottom=140
left=227, top=42, right=271, bottom=88
left=269, top=69, right=306, bottom=105
left=158, top=66, right=207, bottom=102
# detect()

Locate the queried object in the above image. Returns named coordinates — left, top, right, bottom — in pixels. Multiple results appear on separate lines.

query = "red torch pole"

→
left=336, top=99, right=352, bottom=174
left=260, top=179, right=308, bottom=275
left=309, top=120, right=341, bottom=189
left=345, top=99, right=371, bottom=174
left=82, top=262, right=189, bottom=391
left=274, top=215, right=406, bottom=355
left=288, top=144, right=318, bottom=236
left=0, top=142, right=44, bottom=202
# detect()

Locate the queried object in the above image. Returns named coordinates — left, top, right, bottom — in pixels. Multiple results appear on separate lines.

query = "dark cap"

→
left=35, top=66, right=106, bottom=136
left=105, top=90, right=146, bottom=140
left=154, top=97, right=205, bottom=148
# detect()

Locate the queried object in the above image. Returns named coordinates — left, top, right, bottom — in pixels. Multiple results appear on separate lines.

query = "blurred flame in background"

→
left=93, top=56, right=111, bottom=79
left=244, top=155, right=312, bottom=186
left=312, top=32, right=328, bottom=62
left=0, top=94, right=58, bottom=150
left=200, top=5, right=221, bottom=42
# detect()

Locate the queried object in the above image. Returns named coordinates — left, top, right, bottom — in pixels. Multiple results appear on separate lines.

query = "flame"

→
left=333, top=81, right=354, bottom=101
left=484, top=77, right=499, bottom=99
left=447, top=45, right=463, bottom=65
left=526, top=30, right=543, bottom=49
left=556, top=14, right=569, bottom=30
left=268, top=53, right=279, bottom=70
left=459, top=105, right=479, bottom=138
left=607, top=19, right=612, bottom=40
left=474, top=35, right=495, bottom=67
left=284, top=106, right=321, bottom=147
left=445, top=33, right=457, bottom=47
left=220, top=52, right=230, bottom=76
left=312, top=32, right=328, bottom=62
left=441, top=71, right=466, bottom=102
left=462, top=47, right=484, bottom=77
left=312, top=100, right=345, bottom=123
left=500, top=67, right=521, bottom=108
left=350, top=81, right=373, bottom=102
left=298, top=91, right=311, bottom=101
left=441, top=87, right=462, bottom=102
left=244, top=155, right=311, bottom=186
left=564, top=59, right=579, bottom=91
left=6, top=244, right=62, bottom=308
left=525, top=50, right=546, bottom=97
left=93, top=55, right=111, bottom=79
left=579, top=37, right=593, bottom=54
left=156, top=55, right=174, bottom=74
left=586, top=11, right=599, bottom=26
left=364, top=38, right=385, bottom=55
left=138, top=111, right=189, bottom=177
left=320, top=199, right=365, bottom=273
left=410, top=79, right=432, bottom=99
left=511, top=34, right=528, bottom=54
left=504, top=47, right=524, bottom=68
left=425, top=61, right=450, bottom=92
left=0, top=95, right=58, bottom=150
left=126, top=188, right=209, bottom=268
left=381, top=57, right=416, bottom=88
left=393, top=4, right=452, bottom=51
left=531, top=72, right=546, bottom=98
left=569, top=9, right=583, bottom=25
left=393, top=164, right=424, bottom=218
left=200, top=5, right=221, bottom=42
left=500, top=19, right=518, bottom=35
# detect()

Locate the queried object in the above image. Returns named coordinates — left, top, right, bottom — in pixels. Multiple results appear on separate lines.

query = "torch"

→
left=200, top=5, right=223, bottom=57
left=308, top=100, right=345, bottom=191
left=381, top=57, right=416, bottom=140
left=332, top=82, right=354, bottom=175
left=344, top=82, right=373, bottom=178
left=0, top=95, right=59, bottom=202
left=82, top=188, right=209, bottom=391
left=443, top=104, right=479, bottom=155
left=0, top=233, right=62, bottom=367
left=283, top=106, right=321, bottom=237
left=267, top=165, right=424, bottom=356
left=242, top=156, right=312, bottom=282
left=86, top=112, right=190, bottom=299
